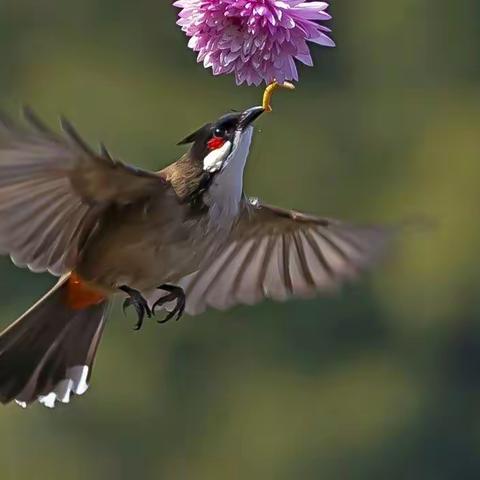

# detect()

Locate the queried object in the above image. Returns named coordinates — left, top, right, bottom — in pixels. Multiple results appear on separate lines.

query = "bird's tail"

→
left=0, top=276, right=109, bottom=408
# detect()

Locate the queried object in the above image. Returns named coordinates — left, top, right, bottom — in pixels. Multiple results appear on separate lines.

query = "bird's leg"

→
left=152, top=285, right=186, bottom=324
left=119, top=285, right=152, bottom=331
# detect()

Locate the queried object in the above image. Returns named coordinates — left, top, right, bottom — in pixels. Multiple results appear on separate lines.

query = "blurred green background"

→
left=0, top=1, right=479, bottom=479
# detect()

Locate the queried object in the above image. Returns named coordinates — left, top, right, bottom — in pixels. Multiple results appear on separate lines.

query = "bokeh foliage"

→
left=0, top=1, right=480, bottom=479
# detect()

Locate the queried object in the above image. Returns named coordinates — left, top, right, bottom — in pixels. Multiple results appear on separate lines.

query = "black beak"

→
left=238, top=106, right=265, bottom=130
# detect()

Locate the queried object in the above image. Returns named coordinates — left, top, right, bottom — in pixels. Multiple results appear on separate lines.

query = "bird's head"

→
left=178, top=105, right=264, bottom=175
left=171, top=83, right=292, bottom=215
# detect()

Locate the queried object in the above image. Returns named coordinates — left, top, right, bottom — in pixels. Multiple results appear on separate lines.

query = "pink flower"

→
left=174, top=0, right=335, bottom=86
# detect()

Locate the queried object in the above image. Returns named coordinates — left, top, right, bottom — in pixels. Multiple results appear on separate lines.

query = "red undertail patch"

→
left=66, top=273, right=106, bottom=310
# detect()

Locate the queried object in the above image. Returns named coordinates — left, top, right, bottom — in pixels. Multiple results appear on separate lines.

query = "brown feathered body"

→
left=76, top=176, right=215, bottom=293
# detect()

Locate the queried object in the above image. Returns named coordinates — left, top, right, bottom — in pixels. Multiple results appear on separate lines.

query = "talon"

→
left=122, top=298, right=132, bottom=315
left=157, top=309, right=176, bottom=325
left=152, top=294, right=172, bottom=317
left=119, top=285, right=151, bottom=331
left=152, top=285, right=186, bottom=325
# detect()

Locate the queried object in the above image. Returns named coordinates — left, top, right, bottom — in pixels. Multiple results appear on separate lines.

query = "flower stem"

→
left=262, top=81, right=295, bottom=112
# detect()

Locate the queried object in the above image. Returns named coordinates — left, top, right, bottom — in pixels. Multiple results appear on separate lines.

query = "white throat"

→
left=204, top=126, right=253, bottom=226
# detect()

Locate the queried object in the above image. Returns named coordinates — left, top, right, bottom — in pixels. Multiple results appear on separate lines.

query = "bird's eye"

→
left=214, top=127, right=224, bottom=137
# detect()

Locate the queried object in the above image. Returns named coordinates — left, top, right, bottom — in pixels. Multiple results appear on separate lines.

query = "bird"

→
left=0, top=100, right=392, bottom=409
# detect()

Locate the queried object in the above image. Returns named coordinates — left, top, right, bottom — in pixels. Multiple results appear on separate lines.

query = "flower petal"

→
left=174, top=0, right=334, bottom=85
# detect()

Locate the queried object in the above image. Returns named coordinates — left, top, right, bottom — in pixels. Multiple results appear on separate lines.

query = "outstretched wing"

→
left=0, top=108, right=173, bottom=275
left=176, top=199, right=393, bottom=315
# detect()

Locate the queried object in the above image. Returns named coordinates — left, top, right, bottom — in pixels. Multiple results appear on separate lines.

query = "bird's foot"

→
left=120, top=285, right=152, bottom=331
left=152, top=285, right=186, bottom=324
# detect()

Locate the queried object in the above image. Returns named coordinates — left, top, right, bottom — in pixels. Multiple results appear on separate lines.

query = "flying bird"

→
left=0, top=103, right=391, bottom=408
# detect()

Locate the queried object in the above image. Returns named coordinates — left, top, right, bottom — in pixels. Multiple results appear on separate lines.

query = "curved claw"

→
left=133, top=315, right=145, bottom=331
left=119, top=285, right=152, bottom=331
left=153, top=285, right=186, bottom=324
left=157, top=301, right=185, bottom=323
left=157, top=309, right=177, bottom=324
left=152, top=294, right=170, bottom=317
left=122, top=298, right=132, bottom=315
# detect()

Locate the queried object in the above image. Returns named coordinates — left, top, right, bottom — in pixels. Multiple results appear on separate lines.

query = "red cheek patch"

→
left=207, top=136, right=225, bottom=150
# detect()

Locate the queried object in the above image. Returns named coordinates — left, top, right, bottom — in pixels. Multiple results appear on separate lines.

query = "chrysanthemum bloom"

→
left=174, top=0, right=335, bottom=86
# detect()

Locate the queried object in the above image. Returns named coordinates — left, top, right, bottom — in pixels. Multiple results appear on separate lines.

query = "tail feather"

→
left=0, top=278, right=108, bottom=408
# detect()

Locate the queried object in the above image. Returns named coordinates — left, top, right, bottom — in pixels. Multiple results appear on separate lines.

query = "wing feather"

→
left=0, top=109, right=171, bottom=275
left=204, top=241, right=249, bottom=309
left=169, top=200, right=393, bottom=315
left=262, top=237, right=290, bottom=301
left=292, top=231, right=316, bottom=289
left=256, top=234, right=276, bottom=295
left=231, top=238, right=262, bottom=297
left=304, top=230, right=336, bottom=282
left=287, top=233, right=314, bottom=296
left=281, top=234, right=293, bottom=295
left=232, top=237, right=267, bottom=306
